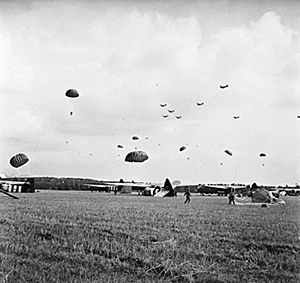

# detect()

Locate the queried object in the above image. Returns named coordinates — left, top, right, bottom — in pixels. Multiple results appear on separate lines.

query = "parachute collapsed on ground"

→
left=10, top=153, right=29, bottom=168
left=125, top=151, right=148, bottom=163
left=235, top=188, right=285, bottom=206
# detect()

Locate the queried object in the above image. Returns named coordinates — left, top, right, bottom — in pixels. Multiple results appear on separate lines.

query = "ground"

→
left=0, top=191, right=299, bottom=282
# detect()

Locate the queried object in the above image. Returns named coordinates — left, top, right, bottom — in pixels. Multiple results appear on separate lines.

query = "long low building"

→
left=0, top=178, right=35, bottom=193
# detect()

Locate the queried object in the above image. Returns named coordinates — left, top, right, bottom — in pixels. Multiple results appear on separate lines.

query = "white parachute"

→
left=235, top=188, right=285, bottom=206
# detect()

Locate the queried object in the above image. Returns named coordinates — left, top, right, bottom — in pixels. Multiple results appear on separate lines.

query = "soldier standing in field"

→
left=184, top=190, right=191, bottom=204
left=228, top=191, right=235, bottom=205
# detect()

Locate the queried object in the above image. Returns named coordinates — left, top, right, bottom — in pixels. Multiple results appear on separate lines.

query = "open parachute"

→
left=224, top=149, right=233, bottom=156
left=125, top=151, right=148, bottom=163
left=179, top=146, right=187, bottom=152
left=9, top=153, right=29, bottom=168
left=235, top=188, right=285, bottom=206
left=65, top=89, right=79, bottom=98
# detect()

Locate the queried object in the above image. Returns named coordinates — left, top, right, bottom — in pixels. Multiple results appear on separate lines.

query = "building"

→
left=1, top=178, right=35, bottom=193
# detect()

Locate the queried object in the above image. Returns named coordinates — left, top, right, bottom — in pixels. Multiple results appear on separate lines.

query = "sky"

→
left=0, top=0, right=299, bottom=185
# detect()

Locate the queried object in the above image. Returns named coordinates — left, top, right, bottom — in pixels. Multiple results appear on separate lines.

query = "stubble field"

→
left=0, top=191, right=299, bottom=283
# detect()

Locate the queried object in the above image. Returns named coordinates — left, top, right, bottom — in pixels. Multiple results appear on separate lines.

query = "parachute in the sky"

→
left=65, top=89, right=79, bottom=98
left=132, top=136, right=139, bottom=140
left=125, top=151, right=148, bottom=163
left=172, top=180, right=181, bottom=186
left=168, top=109, right=175, bottom=113
left=197, top=102, right=204, bottom=106
left=220, top=84, right=229, bottom=89
left=259, top=153, right=267, bottom=166
left=9, top=153, right=29, bottom=168
left=224, top=149, right=233, bottom=156
left=179, top=146, right=187, bottom=152
left=160, top=103, right=167, bottom=107
left=0, top=173, right=7, bottom=179
left=175, top=115, right=182, bottom=119
left=117, top=144, right=124, bottom=149
left=162, top=115, right=169, bottom=118
left=65, top=89, right=79, bottom=116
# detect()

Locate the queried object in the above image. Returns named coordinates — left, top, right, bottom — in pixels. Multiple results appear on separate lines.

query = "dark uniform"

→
left=184, top=191, right=191, bottom=204
left=228, top=192, right=235, bottom=205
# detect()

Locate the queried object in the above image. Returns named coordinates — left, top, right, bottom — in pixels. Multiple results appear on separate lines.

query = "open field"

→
left=0, top=191, right=299, bottom=283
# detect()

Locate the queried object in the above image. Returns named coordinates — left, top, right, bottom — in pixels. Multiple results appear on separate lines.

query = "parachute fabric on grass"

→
left=235, top=188, right=285, bottom=206
left=125, top=151, right=148, bottom=163
left=252, top=188, right=271, bottom=203
left=9, top=153, right=29, bottom=168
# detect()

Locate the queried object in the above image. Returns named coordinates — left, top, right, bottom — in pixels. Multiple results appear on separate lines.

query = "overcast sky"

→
left=0, top=0, right=299, bottom=185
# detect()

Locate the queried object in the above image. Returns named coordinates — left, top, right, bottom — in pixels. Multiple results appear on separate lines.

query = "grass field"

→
left=0, top=191, right=299, bottom=283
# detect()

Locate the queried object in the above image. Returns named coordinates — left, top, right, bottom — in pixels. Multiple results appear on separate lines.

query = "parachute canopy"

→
left=259, top=153, right=267, bottom=157
left=172, top=180, right=181, bottom=186
left=224, top=149, right=233, bottom=156
left=235, top=188, right=285, bottom=206
left=220, top=84, right=229, bottom=89
left=179, top=146, right=187, bottom=152
left=65, top=89, right=79, bottom=98
left=0, top=173, right=7, bottom=179
left=10, top=153, right=29, bottom=168
left=125, top=151, right=148, bottom=163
